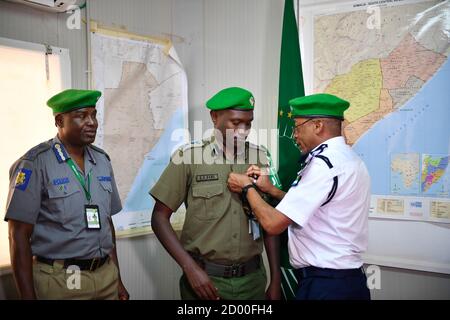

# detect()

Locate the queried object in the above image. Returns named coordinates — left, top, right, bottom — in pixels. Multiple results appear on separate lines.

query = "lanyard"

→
left=66, top=158, right=91, bottom=202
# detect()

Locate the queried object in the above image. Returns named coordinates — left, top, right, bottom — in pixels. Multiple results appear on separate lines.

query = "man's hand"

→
left=246, top=164, right=264, bottom=180
left=118, top=280, right=130, bottom=300
left=227, top=172, right=253, bottom=193
left=265, top=281, right=282, bottom=300
left=246, top=165, right=274, bottom=194
left=185, top=264, right=220, bottom=300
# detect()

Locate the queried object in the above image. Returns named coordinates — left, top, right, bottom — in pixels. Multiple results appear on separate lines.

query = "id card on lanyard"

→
left=66, top=158, right=101, bottom=230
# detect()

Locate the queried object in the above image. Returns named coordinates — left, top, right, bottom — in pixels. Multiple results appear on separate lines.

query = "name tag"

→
left=196, top=174, right=219, bottom=182
left=53, top=177, right=70, bottom=185
left=97, top=176, right=112, bottom=182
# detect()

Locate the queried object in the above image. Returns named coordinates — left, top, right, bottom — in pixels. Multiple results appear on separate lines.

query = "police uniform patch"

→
left=15, top=168, right=32, bottom=191
left=52, top=177, right=69, bottom=193
left=196, top=174, right=219, bottom=182
left=97, top=176, right=112, bottom=182
left=53, top=177, right=70, bottom=185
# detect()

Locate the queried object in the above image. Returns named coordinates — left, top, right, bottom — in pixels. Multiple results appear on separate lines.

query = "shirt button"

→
left=233, top=234, right=238, bottom=239
left=233, top=210, right=237, bottom=215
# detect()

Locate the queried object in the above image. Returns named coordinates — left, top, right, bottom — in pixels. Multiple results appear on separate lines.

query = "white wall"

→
left=0, top=0, right=449, bottom=300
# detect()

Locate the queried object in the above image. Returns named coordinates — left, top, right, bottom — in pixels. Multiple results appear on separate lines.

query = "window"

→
left=0, top=37, right=71, bottom=268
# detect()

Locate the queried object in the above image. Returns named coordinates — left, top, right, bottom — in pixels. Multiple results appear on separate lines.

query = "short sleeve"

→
left=150, top=154, right=189, bottom=212
left=276, top=160, right=333, bottom=227
left=109, top=167, right=123, bottom=216
left=4, top=159, right=42, bottom=225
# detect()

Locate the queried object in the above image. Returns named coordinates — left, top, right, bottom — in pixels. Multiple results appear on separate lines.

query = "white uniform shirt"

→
left=276, top=136, right=371, bottom=269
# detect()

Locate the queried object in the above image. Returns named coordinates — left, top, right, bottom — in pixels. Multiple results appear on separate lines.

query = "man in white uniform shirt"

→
left=227, top=93, right=371, bottom=300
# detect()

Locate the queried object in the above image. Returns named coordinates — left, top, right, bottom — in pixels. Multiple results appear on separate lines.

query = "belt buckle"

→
left=223, top=264, right=239, bottom=278
left=89, top=258, right=100, bottom=271
left=231, top=264, right=240, bottom=277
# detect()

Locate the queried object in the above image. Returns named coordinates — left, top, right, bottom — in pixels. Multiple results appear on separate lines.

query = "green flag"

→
left=277, top=0, right=305, bottom=300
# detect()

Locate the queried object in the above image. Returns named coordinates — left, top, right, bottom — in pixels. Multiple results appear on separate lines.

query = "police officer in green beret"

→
left=228, top=93, right=371, bottom=300
left=150, top=87, right=281, bottom=300
left=5, top=89, right=129, bottom=300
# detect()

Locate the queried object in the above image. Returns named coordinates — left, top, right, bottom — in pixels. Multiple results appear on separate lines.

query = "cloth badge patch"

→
left=15, top=168, right=32, bottom=191
left=53, top=177, right=70, bottom=185
left=97, top=176, right=112, bottom=182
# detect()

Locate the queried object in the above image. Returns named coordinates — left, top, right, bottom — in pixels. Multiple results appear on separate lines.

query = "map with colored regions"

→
left=315, top=2, right=447, bottom=146
left=421, top=155, right=449, bottom=196
left=313, top=0, right=450, bottom=222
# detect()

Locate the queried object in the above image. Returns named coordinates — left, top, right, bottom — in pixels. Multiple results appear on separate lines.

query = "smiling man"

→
left=150, top=87, right=281, bottom=300
left=4, top=89, right=128, bottom=300
left=227, top=93, right=371, bottom=300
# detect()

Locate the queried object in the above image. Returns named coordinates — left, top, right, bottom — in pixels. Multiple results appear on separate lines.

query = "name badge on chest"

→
left=85, top=204, right=101, bottom=230
left=196, top=174, right=219, bottom=182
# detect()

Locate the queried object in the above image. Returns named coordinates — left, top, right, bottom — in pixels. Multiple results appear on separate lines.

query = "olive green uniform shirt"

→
left=150, top=136, right=270, bottom=264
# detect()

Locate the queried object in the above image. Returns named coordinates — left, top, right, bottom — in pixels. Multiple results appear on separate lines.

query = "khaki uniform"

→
left=33, top=257, right=119, bottom=300
left=150, top=136, right=271, bottom=299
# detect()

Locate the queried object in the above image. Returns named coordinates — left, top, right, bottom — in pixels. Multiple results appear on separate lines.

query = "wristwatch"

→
left=242, top=184, right=257, bottom=199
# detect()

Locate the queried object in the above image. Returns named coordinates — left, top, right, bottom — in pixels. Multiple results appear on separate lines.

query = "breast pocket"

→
left=46, top=183, right=80, bottom=223
left=191, top=183, right=226, bottom=221
left=98, top=180, right=112, bottom=214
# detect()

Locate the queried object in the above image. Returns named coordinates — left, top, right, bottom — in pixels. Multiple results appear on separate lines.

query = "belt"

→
left=35, top=255, right=110, bottom=272
left=189, top=253, right=261, bottom=278
left=295, top=266, right=366, bottom=280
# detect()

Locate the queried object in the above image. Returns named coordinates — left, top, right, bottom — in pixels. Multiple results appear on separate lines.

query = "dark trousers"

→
left=294, top=266, right=371, bottom=300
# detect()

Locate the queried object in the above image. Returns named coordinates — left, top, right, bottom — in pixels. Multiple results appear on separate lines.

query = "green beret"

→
left=47, top=89, right=101, bottom=115
left=289, top=93, right=349, bottom=119
left=206, top=87, right=255, bottom=111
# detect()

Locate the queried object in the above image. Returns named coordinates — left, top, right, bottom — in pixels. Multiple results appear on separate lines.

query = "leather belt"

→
left=35, top=255, right=110, bottom=272
left=189, top=253, right=261, bottom=278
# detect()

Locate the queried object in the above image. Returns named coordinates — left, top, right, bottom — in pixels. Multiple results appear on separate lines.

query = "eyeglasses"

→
left=294, top=118, right=314, bottom=131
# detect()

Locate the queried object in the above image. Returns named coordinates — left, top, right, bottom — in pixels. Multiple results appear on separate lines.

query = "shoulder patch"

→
left=20, top=140, right=52, bottom=161
left=89, top=144, right=111, bottom=161
left=15, top=168, right=32, bottom=191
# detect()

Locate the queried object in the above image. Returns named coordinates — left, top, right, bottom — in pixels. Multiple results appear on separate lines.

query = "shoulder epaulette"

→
left=176, top=140, right=207, bottom=157
left=20, top=140, right=52, bottom=161
left=89, top=144, right=111, bottom=161
left=184, top=140, right=205, bottom=150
